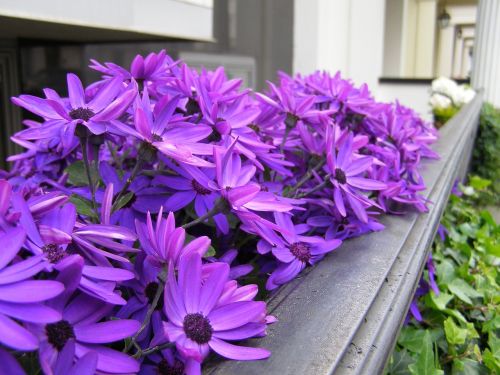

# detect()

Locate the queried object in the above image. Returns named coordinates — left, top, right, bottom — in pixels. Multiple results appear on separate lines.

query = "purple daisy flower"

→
left=135, top=208, right=211, bottom=266
left=12, top=73, right=136, bottom=140
left=30, top=262, right=141, bottom=374
left=326, top=131, right=386, bottom=222
left=255, top=213, right=341, bottom=290
left=163, top=253, right=271, bottom=363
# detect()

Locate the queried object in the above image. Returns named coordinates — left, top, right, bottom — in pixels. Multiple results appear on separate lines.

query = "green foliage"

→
left=387, top=182, right=500, bottom=374
left=433, top=106, right=460, bottom=129
left=471, top=103, right=500, bottom=204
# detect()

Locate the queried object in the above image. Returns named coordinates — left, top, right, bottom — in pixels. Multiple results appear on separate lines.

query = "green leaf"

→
left=452, top=358, right=490, bottom=375
left=447, top=279, right=483, bottom=304
left=469, top=176, right=492, bottom=190
left=408, top=331, right=443, bottom=375
left=204, top=245, right=216, bottom=258
left=399, top=328, right=427, bottom=353
left=113, top=192, right=135, bottom=212
left=444, top=317, right=468, bottom=346
left=69, top=195, right=98, bottom=220
left=429, top=291, right=453, bottom=311
left=65, top=161, right=88, bottom=186
left=482, top=349, right=500, bottom=373
left=387, top=349, right=415, bottom=375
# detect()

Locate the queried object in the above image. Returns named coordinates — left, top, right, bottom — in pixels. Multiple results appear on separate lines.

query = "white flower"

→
left=429, top=93, right=452, bottom=109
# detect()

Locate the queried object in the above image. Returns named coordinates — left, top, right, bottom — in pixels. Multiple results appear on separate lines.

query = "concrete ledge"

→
left=206, top=93, right=483, bottom=375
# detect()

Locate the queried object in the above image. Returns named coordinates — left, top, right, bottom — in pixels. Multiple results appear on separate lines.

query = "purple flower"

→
left=30, top=262, right=141, bottom=374
left=163, top=253, right=271, bottom=363
left=326, top=131, right=386, bottom=222
left=12, top=73, right=136, bottom=140
left=136, top=208, right=211, bottom=266
left=256, top=213, right=341, bottom=289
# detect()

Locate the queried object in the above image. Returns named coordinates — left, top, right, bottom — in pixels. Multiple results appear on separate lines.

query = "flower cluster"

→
left=1, top=50, right=437, bottom=374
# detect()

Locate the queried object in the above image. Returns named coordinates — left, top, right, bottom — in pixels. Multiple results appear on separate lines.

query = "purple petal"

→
left=75, top=319, right=140, bottom=344
left=70, top=350, right=98, bottom=375
left=199, top=263, right=229, bottom=315
left=213, top=322, right=266, bottom=341
left=208, top=301, right=266, bottom=331
left=75, top=343, right=140, bottom=374
left=347, top=177, right=387, bottom=190
left=0, top=301, right=61, bottom=323
left=0, top=313, right=38, bottom=350
left=0, top=347, right=26, bottom=375
left=0, top=280, right=63, bottom=303
left=208, top=337, right=270, bottom=360
left=67, top=73, right=85, bottom=108
left=82, top=266, right=135, bottom=281
left=0, top=227, right=26, bottom=269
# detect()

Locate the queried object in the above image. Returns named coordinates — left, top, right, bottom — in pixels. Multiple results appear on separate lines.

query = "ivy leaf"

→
left=399, top=328, right=427, bottom=353
left=408, top=331, right=443, bottom=375
left=452, top=358, right=490, bottom=375
left=482, top=349, right=500, bottom=373
left=447, top=278, right=482, bottom=304
left=428, top=291, right=453, bottom=311
left=386, top=349, right=415, bottom=375
left=444, top=317, right=468, bottom=346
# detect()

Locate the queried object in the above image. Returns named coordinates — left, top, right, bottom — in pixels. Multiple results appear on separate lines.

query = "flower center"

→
left=144, top=282, right=164, bottom=310
left=186, top=97, right=200, bottom=116
left=334, top=168, right=347, bottom=184
left=191, top=180, right=211, bottom=195
left=158, top=359, right=185, bottom=375
left=69, top=107, right=95, bottom=122
left=183, top=313, right=213, bottom=344
left=42, top=243, right=66, bottom=263
left=289, top=242, right=311, bottom=263
left=152, top=134, right=163, bottom=142
left=45, top=320, right=75, bottom=351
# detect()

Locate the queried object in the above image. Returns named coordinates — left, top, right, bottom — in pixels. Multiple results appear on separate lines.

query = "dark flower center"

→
left=45, top=320, right=75, bottom=351
left=158, top=359, right=185, bottom=375
left=186, top=98, right=201, bottom=116
left=144, top=282, right=164, bottom=310
left=42, top=243, right=66, bottom=263
left=285, top=112, right=299, bottom=128
left=334, top=168, right=347, bottom=184
left=191, top=180, right=211, bottom=195
left=289, top=242, right=311, bottom=263
left=152, top=134, right=163, bottom=142
left=249, top=123, right=260, bottom=133
left=183, top=313, right=213, bottom=344
left=69, top=107, right=95, bottom=122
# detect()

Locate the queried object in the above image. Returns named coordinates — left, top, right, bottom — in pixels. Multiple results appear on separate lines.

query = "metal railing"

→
left=207, top=93, right=484, bottom=375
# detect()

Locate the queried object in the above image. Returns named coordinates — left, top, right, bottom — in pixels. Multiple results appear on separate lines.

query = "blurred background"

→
left=1, top=0, right=498, bottom=164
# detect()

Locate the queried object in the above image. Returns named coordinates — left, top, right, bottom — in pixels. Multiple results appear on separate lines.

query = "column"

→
left=471, top=0, right=500, bottom=106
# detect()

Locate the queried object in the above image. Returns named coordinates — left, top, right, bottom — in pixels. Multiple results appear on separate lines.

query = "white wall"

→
left=293, top=0, right=433, bottom=120
left=0, top=0, right=213, bottom=41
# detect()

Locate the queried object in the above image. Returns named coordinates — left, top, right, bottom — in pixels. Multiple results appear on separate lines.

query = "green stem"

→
left=112, top=159, right=143, bottom=212
left=182, top=202, right=223, bottom=229
left=79, top=137, right=98, bottom=217
left=295, top=176, right=330, bottom=199
left=137, top=342, right=175, bottom=358
left=285, top=159, right=326, bottom=197
left=125, top=266, right=167, bottom=354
